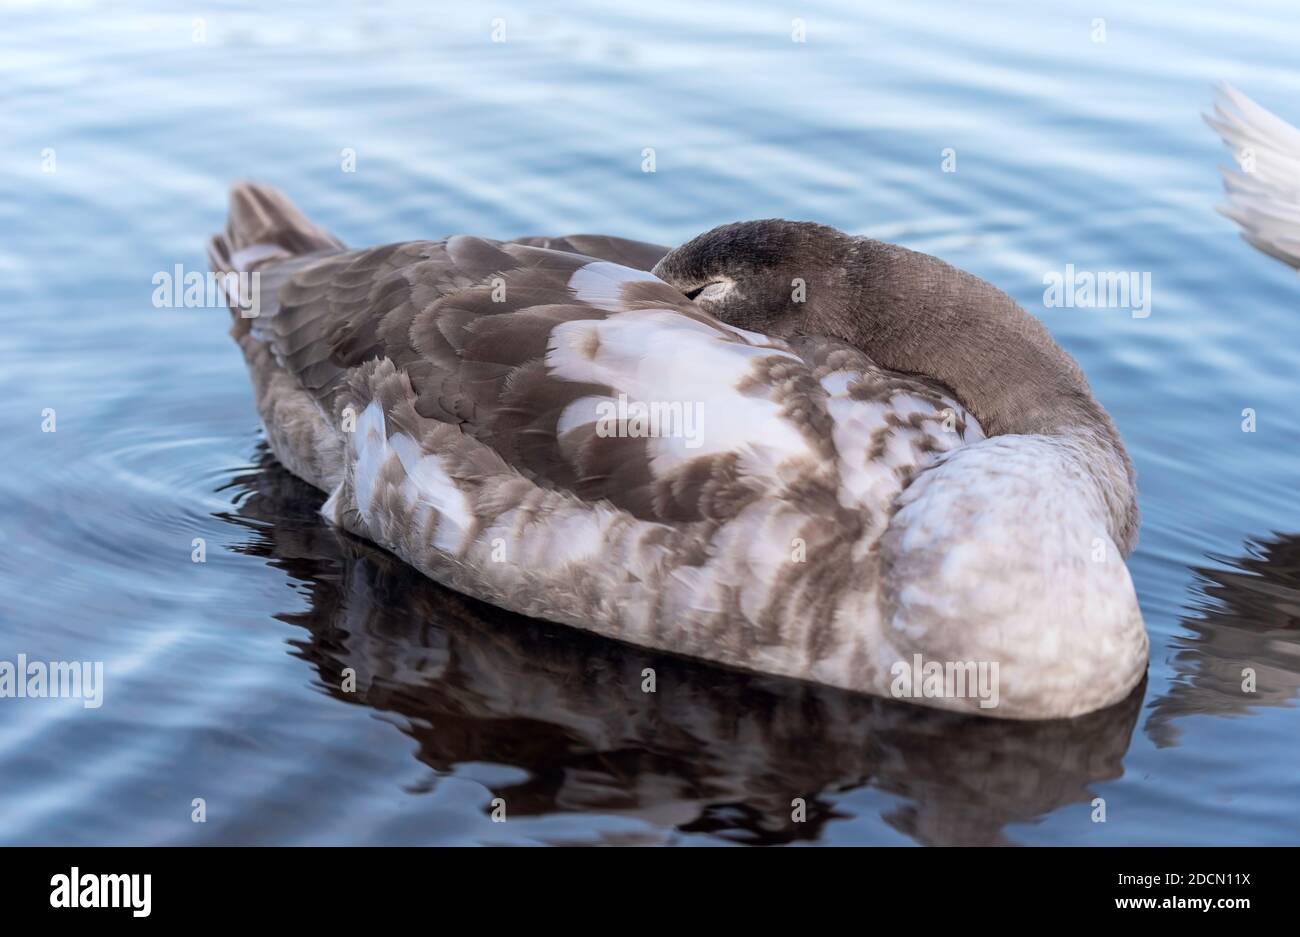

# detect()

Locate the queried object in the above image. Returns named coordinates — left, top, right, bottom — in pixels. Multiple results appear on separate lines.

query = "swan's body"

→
left=1205, top=84, right=1300, bottom=269
left=210, top=183, right=1146, bottom=719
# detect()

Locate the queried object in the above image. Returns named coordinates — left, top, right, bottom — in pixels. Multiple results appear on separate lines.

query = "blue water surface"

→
left=1, top=0, right=1298, bottom=845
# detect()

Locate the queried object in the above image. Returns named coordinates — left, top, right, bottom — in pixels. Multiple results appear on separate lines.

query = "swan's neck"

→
left=835, top=237, right=1139, bottom=553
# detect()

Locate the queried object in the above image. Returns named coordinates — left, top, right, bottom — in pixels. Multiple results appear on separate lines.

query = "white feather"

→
left=566, top=261, right=661, bottom=311
left=351, top=400, right=388, bottom=524
left=388, top=432, right=475, bottom=553
left=546, top=308, right=809, bottom=477
left=1206, top=83, right=1300, bottom=268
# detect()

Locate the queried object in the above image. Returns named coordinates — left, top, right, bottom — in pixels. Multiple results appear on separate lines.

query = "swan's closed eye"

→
left=686, top=281, right=732, bottom=302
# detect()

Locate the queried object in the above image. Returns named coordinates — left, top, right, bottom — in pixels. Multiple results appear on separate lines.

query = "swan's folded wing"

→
left=1205, top=83, right=1300, bottom=268
left=253, top=241, right=849, bottom=524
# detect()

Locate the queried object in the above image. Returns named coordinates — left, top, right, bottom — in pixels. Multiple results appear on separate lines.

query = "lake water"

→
left=2, top=0, right=1298, bottom=845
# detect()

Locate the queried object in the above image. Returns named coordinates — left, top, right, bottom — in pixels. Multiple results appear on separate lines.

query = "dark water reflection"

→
left=221, top=448, right=1148, bottom=846
left=1146, top=535, right=1300, bottom=748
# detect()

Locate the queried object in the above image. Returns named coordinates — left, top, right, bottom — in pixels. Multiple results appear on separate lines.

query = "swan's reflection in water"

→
left=1146, top=534, right=1300, bottom=747
left=219, top=449, right=1146, bottom=845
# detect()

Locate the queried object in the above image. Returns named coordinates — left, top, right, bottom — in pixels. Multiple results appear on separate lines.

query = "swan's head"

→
left=652, top=220, right=860, bottom=341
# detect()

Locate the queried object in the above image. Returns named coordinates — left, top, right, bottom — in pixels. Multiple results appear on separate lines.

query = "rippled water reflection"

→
left=2, top=0, right=1299, bottom=844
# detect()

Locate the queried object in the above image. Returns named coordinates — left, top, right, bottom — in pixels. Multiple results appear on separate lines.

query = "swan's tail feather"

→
left=207, top=181, right=347, bottom=335
left=207, top=181, right=346, bottom=276
left=1204, top=83, right=1300, bottom=269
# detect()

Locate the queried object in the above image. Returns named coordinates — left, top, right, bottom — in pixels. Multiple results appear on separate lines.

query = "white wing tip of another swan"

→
left=1204, top=83, right=1300, bottom=270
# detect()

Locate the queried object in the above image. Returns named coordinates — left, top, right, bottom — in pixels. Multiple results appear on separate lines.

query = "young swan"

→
left=211, top=185, right=1147, bottom=720
left=653, top=221, right=1146, bottom=716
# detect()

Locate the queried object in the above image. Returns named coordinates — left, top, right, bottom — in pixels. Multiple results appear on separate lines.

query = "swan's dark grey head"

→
left=651, top=220, right=859, bottom=341
left=653, top=218, right=1102, bottom=439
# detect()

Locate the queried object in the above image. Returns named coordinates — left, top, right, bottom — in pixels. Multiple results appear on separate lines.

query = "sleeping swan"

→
left=209, top=182, right=1147, bottom=719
